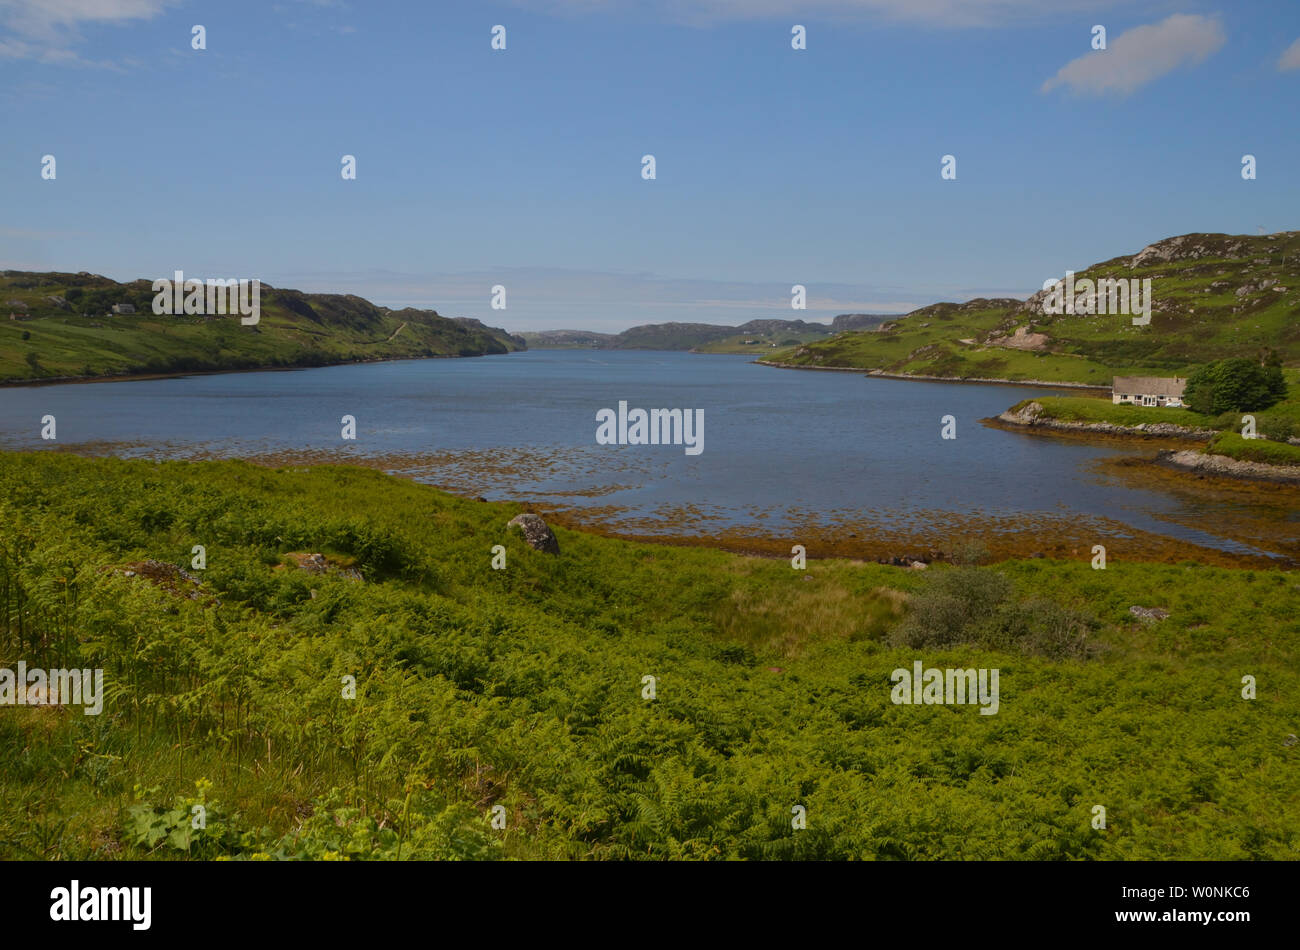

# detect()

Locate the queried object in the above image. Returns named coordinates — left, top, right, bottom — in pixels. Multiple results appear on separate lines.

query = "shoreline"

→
left=1155, top=448, right=1300, bottom=486
left=757, top=360, right=1112, bottom=391
left=988, top=410, right=1218, bottom=441
left=13, top=443, right=1292, bottom=569
left=0, top=351, right=515, bottom=389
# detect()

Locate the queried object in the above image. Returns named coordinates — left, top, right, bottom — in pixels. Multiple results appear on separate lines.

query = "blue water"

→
left=0, top=350, right=1286, bottom=558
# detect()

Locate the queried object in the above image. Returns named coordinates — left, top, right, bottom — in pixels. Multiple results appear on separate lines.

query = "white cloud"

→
left=0, top=0, right=172, bottom=63
left=516, top=0, right=1143, bottom=28
left=1041, top=14, right=1225, bottom=96
left=1279, top=37, right=1300, bottom=71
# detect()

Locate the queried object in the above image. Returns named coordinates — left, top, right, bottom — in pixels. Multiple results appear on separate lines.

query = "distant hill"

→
left=610, top=321, right=753, bottom=350
left=0, top=271, right=524, bottom=384
left=519, top=329, right=618, bottom=349
left=765, top=232, right=1300, bottom=384
left=524, top=315, right=897, bottom=353
left=831, top=313, right=898, bottom=332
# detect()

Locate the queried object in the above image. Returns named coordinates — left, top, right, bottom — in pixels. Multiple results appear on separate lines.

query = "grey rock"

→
left=1129, top=605, right=1170, bottom=622
left=508, top=513, right=560, bottom=554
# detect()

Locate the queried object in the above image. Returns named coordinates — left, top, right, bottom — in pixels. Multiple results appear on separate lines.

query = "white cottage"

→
left=1112, top=376, right=1186, bottom=408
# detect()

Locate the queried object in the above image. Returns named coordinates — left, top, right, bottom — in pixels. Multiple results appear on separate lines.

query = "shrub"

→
left=1266, top=418, right=1295, bottom=442
left=981, top=598, right=1098, bottom=660
left=891, top=567, right=1096, bottom=659
left=890, top=567, right=1011, bottom=648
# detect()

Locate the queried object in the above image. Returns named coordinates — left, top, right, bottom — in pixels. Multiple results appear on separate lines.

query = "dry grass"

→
left=710, top=577, right=908, bottom=658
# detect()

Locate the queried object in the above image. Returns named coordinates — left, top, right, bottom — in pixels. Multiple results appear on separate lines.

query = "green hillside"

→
left=0, top=271, right=524, bottom=384
left=764, top=232, right=1300, bottom=384
left=1, top=451, right=1297, bottom=860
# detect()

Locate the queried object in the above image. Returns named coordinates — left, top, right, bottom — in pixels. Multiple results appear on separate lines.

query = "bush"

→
left=1183, top=358, right=1286, bottom=414
left=981, top=598, right=1098, bottom=660
left=1266, top=418, right=1295, bottom=442
left=890, top=567, right=1096, bottom=659
left=890, top=568, right=1011, bottom=648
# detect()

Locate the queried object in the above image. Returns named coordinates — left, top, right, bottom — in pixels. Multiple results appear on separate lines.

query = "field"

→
left=1, top=451, right=1297, bottom=860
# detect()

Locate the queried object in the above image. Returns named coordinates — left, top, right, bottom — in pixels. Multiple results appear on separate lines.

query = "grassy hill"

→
left=1, top=450, right=1296, bottom=859
left=764, top=232, right=1300, bottom=384
left=0, top=271, right=524, bottom=384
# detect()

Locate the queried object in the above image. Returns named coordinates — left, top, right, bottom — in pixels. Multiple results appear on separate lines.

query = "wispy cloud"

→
left=515, top=0, right=1143, bottom=28
left=1279, top=37, right=1300, bottom=72
left=0, top=0, right=172, bottom=64
left=1041, top=14, right=1225, bottom=96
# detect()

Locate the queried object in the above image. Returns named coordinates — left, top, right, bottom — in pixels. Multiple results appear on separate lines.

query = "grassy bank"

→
left=0, top=271, right=523, bottom=383
left=1, top=452, right=1296, bottom=860
left=1207, top=431, right=1300, bottom=466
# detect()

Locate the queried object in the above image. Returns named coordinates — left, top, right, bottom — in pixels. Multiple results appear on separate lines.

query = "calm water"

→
left=0, top=350, right=1289, bottom=559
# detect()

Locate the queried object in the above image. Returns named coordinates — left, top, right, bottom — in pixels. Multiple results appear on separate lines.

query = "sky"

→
left=2, top=0, right=1299, bottom=332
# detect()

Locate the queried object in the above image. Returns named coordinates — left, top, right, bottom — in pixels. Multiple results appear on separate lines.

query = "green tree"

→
left=1183, top=358, right=1286, bottom=414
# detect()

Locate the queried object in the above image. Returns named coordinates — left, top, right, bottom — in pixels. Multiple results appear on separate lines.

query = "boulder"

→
left=508, top=513, right=560, bottom=554
left=1129, top=605, right=1170, bottom=622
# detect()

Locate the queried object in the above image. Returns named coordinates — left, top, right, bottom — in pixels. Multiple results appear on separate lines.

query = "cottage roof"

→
left=1112, top=376, right=1186, bottom=397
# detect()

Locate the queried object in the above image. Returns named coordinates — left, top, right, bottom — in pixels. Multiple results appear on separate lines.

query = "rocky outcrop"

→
left=986, top=324, right=1050, bottom=351
left=508, top=513, right=560, bottom=554
left=1156, top=449, right=1300, bottom=485
left=113, top=559, right=220, bottom=606
left=285, top=552, right=363, bottom=580
left=1130, top=234, right=1251, bottom=267
left=1129, top=606, right=1170, bottom=622
left=831, top=313, right=898, bottom=332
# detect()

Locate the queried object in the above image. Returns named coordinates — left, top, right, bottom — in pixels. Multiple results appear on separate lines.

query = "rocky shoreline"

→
left=1155, top=449, right=1300, bottom=485
left=758, top=361, right=1110, bottom=390
left=756, top=361, right=867, bottom=373
left=995, top=401, right=1218, bottom=439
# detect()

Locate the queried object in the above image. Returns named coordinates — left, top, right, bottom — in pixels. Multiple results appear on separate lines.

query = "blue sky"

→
left=2, top=0, right=1298, bottom=331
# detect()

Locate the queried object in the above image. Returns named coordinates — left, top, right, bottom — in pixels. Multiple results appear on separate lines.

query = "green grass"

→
left=1, top=451, right=1297, bottom=860
left=0, top=272, right=522, bottom=382
left=1207, top=431, right=1300, bottom=466
left=765, top=231, right=1300, bottom=384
